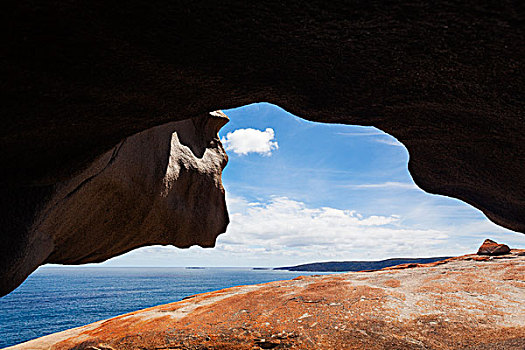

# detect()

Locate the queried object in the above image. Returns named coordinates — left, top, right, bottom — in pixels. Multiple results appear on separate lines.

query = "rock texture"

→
left=1, top=1, right=524, bottom=294
left=9, top=250, right=525, bottom=350
left=0, top=112, right=230, bottom=297
left=477, top=239, right=511, bottom=256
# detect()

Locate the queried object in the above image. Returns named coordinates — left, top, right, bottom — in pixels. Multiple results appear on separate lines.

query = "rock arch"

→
left=1, top=1, right=523, bottom=295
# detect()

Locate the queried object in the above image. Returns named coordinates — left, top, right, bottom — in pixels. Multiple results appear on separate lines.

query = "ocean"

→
left=0, top=266, right=332, bottom=347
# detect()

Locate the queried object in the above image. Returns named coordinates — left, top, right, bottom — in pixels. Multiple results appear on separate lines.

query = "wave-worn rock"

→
left=0, top=112, right=230, bottom=297
left=1, top=1, right=524, bottom=296
left=9, top=250, right=525, bottom=350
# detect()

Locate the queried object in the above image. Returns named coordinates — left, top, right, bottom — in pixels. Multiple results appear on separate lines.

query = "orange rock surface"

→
left=477, top=239, right=511, bottom=256
left=9, top=251, right=525, bottom=350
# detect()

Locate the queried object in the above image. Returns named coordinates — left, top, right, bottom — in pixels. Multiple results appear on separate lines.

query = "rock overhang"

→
left=0, top=112, right=230, bottom=296
left=1, top=1, right=524, bottom=295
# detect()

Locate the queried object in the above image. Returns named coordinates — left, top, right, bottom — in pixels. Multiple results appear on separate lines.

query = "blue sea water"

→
left=0, top=266, right=332, bottom=347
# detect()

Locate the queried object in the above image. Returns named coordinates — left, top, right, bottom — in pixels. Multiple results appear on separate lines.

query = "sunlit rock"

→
left=10, top=250, right=525, bottom=349
left=477, top=239, right=511, bottom=256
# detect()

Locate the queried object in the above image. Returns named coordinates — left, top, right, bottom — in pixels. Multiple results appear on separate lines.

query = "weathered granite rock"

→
left=9, top=250, right=525, bottom=350
left=1, top=1, right=524, bottom=295
left=477, top=239, right=511, bottom=256
left=1, top=1, right=524, bottom=231
left=0, top=112, right=230, bottom=297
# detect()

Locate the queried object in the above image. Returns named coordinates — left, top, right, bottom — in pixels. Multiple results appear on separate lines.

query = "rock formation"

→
left=9, top=250, right=525, bottom=349
left=477, top=239, right=511, bottom=256
left=1, top=1, right=524, bottom=293
left=0, top=112, right=230, bottom=297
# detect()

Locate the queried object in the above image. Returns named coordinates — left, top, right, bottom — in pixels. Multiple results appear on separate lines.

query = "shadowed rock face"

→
left=0, top=112, right=230, bottom=296
left=0, top=2, right=523, bottom=292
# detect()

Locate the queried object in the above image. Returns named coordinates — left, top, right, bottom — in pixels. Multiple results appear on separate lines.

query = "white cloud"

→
left=335, top=127, right=404, bottom=147
left=98, top=194, right=523, bottom=267
left=216, top=195, right=452, bottom=262
left=221, top=128, right=278, bottom=156
left=336, top=131, right=385, bottom=136
left=342, top=182, right=418, bottom=190
left=373, top=137, right=404, bottom=147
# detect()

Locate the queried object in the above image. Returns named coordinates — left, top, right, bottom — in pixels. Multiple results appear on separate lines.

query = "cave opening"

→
left=2, top=102, right=524, bottom=347
left=90, top=102, right=522, bottom=267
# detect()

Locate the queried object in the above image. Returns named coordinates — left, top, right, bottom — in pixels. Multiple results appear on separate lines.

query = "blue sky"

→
left=88, top=103, right=524, bottom=267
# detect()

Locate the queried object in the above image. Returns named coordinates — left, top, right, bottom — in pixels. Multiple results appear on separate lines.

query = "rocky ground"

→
left=9, top=250, right=525, bottom=350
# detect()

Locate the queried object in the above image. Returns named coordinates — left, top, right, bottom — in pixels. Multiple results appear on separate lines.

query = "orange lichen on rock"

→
left=9, top=250, right=525, bottom=350
left=381, top=278, right=401, bottom=288
left=477, top=239, right=511, bottom=256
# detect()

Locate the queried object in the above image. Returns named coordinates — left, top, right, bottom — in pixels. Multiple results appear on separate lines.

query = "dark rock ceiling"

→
left=0, top=0, right=523, bottom=294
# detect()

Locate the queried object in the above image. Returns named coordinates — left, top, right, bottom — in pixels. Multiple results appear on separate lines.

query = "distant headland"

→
left=275, top=257, right=451, bottom=272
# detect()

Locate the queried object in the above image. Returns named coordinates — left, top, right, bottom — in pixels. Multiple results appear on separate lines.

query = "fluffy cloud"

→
left=217, top=195, right=452, bottom=262
left=221, top=128, right=278, bottom=156
left=102, top=194, right=522, bottom=267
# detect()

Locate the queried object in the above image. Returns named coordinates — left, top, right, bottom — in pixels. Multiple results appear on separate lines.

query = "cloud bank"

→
left=101, top=194, right=522, bottom=267
left=221, top=128, right=279, bottom=156
left=220, top=195, right=451, bottom=261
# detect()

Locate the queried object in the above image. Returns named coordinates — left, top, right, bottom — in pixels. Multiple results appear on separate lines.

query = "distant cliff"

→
left=275, top=257, right=451, bottom=272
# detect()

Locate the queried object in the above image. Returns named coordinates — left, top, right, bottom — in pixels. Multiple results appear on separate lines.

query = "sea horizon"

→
left=0, top=266, right=334, bottom=347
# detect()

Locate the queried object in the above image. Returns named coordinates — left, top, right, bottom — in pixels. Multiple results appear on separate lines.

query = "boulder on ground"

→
left=477, top=239, right=510, bottom=256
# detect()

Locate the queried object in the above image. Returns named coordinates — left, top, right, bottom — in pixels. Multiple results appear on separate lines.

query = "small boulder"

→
left=477, top=239, right=510, bottom=256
